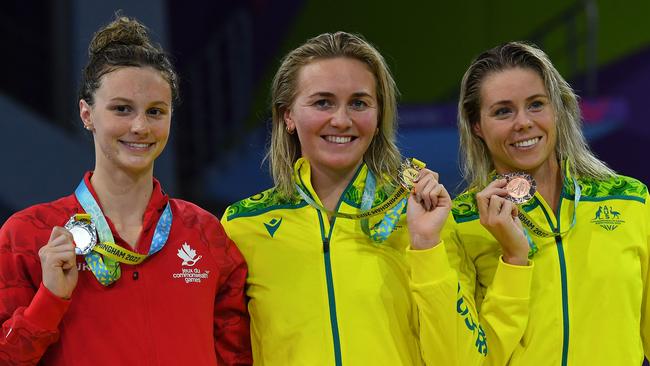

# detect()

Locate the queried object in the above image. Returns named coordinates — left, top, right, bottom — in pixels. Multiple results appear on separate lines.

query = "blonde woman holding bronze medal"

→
left=448, top=41, right=650, bottom=365
left=221, top=32, right=487, bottom=365
left=0, top=15, right=252, bottom=365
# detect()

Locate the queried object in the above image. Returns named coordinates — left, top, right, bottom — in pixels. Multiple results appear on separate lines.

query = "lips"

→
left=511, top=137, right=541, bottom=148
left=120, top=141, right=155, bottom=150
left=323, top=135, right=354, bottom=144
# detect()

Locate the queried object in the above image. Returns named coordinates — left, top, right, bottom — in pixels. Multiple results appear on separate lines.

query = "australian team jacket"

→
left=446, top=163, right=650, bottom=365
left=222, top=158, right=489, bottom=365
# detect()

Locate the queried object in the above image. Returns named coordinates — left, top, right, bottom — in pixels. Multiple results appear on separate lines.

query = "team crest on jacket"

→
left=172, top=243, right=210, bottom=284
left=177, top=242, right=202, bottom=266
left=590, top=205, right=625, bottom=231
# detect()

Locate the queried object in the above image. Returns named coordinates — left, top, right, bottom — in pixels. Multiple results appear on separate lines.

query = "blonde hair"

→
left=458, top=41, right=614, bottom=189
left=268, top=31, right=401, bottom=198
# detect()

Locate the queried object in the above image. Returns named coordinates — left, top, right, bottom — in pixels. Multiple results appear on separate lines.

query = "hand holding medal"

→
left=38, top=226, right=79, bottom=299
left=406, top=162, right=452, bottom=250
left=475, top=175, right=532, bottom=265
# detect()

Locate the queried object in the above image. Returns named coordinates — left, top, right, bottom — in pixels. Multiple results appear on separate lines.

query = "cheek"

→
left=356, top=111, right=379, bottom=134
left=294, top=109, right=327, bottom=131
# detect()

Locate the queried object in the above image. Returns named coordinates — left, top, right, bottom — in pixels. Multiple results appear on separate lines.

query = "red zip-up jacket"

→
left=0, top=173, right=252, bottom=365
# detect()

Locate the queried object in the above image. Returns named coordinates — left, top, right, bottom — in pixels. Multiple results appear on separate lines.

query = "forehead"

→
left=294, top=57, right=376, bottom=95
left=95, top=66, right=172, bottom=101
left=480, top=67, right=546, bottom=104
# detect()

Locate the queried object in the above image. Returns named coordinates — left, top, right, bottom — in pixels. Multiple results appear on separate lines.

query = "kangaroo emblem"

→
left=594, top=206, right=602, bottom=220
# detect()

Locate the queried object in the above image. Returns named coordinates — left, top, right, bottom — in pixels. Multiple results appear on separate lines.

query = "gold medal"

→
left=64, top=213, right=97, bottom=255
left=498, top=172, right=536, bottom=204
left=398, top=158, right=425, bottom=190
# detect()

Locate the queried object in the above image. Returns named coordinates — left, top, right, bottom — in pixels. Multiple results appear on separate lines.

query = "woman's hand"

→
left=406, top=169, right=451, bottom=250
left=39, top=227, right=79, bottom=299
left=476, top=179, right=530, bottom=266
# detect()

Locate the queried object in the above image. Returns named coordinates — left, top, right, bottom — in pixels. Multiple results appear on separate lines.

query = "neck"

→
left=310, top=163, right=361, bottom=213
left=90, top=166, right=153, bottom=229
left=529, top=159, right=562, bottom=213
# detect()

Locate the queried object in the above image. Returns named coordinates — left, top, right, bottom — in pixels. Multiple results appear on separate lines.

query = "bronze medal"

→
left=64, top=214, right=97, bottom=255
left=499, top=172, right=536, bottom=204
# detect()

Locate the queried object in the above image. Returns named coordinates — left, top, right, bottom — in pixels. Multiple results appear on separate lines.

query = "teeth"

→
left=325, top=136, right=352, bottom=144
left=123, top=142, right=151, bottom=149
left=513, top=137, right=539, bottom=148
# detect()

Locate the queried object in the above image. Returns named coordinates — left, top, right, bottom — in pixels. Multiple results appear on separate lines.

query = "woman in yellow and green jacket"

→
left=447, top=41, right=650, bottom=365
left=221, top=32, right=488, bottom=365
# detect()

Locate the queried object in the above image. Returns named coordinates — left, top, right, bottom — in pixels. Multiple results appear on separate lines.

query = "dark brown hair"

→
left=78, top=15, right=178, bottom=106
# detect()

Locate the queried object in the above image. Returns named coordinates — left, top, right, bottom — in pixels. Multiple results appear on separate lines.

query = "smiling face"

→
left=474, top=67, right=558, bottom=175
left=284, top=57, right=378, bottom=178
left=80, top=66, right=172, bottom=177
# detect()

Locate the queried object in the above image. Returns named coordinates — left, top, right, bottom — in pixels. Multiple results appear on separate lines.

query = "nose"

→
left=131, top=113, right=149, bottom=135
left=330, top=106, right=353, bottom=129
left=513, top=110, right=533, bottom=131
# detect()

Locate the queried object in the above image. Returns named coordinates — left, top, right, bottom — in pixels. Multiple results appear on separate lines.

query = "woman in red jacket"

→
left=0, top=15, right=251, bottom=365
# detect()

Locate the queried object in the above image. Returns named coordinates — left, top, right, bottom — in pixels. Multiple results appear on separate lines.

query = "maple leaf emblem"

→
left=177, top=243, right=202, bottom=266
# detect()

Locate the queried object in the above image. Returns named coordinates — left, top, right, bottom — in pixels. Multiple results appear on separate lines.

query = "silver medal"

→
left=64, top=215, right=97, bottom=255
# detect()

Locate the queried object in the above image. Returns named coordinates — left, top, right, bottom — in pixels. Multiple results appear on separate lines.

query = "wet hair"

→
left=268, top=31, right=401, bottom=198
left=78, top=14, right=178, bottom=106
left=458, top=41, right=614, bottom=189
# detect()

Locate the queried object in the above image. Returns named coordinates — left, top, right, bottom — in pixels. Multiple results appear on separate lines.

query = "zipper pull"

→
left=323, top=238, right=330, bottom=253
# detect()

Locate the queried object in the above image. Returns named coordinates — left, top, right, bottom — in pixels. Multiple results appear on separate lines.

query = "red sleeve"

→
left=0, top=215, right=70, bottom=365
left=213, top=233, right=252, bottom=365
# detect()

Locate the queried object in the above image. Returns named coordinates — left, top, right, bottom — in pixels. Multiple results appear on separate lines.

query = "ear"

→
left=79, top=99, right=94, bottom=131
left=283, top=108, right=295, bottom=133
left=472, top=121, right=483, bottom=139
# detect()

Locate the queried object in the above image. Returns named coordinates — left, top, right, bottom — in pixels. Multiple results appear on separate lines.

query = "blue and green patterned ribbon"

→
left=74, top=179, right=172, bottom=286
left=294, top=168, right=407, bottom=243
left=360, top=170, right=406, bottom=243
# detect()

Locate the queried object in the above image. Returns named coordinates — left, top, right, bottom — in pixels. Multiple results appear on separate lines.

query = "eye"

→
left=529, top=100, right=544, bottom=111
left=147, top=107, right=167, bottom=117
left=493, top=107, right=512, bottom=118
left=313, top=99, right=333, bottom=110
left=112, top=105, right=132, bottom=114
left=349, top=99, right=369, bottom=111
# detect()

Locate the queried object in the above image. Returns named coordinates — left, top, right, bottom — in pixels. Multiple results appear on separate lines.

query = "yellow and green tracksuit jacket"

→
left=221, top=158, right=487, bottom=365
left=446, top=164, right=650, bottom=365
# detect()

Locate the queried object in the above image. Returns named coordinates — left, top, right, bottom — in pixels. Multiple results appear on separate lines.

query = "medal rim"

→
left=498, top=172, right=536, bottom=204
left=64, top=216, right=97, bottom=255
left=399, top=160, right=422, bottom=190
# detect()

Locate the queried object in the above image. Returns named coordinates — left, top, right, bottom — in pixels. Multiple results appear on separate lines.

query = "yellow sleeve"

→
left=407, top=242, right=486, bottom=366
left=480, top=258, right=533, bottom=365
left=642, top=194, right=650, bottom=359
left=444, top=218, right=478, bottom=310
left=444, top=215, right=533, bottom=366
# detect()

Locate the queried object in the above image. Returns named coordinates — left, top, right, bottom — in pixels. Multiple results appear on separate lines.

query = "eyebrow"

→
left=109, top=97, right=169, bottom=106
left=306, top=91, right=374, bottom=99
left=488, top=94, right=549, bottom=108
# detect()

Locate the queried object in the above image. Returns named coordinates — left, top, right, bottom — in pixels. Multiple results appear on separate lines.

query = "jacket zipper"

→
left=312, top=200, right=343, bottom=365
left=537, top=188, right=570, bottom=366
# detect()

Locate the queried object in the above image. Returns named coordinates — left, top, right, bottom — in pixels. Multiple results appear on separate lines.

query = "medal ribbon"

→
left=74, top=179, right=172, bottom=286
left=517, top=177, right=580, bottom=258
left=517, top=177, right=581, bottom=238
left=295, top=159, right=423, bottom=242
left=359, top=170, right=407, bottom=243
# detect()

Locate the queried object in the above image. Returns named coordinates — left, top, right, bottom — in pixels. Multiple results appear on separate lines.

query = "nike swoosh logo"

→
left=264, top=218, right=283, bottom=238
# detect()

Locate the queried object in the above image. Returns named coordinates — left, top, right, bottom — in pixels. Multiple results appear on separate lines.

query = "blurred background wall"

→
left=2, top=0, right=650, bottom=222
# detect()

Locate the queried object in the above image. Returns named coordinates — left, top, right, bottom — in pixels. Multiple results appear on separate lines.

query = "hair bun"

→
left=89, top=15, right=155, bottom=56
